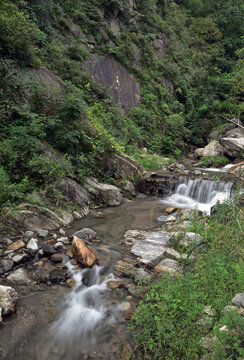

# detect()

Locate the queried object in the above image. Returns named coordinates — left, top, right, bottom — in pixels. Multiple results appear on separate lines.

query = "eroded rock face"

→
left=195, top=140, right=224, bottom=158
left=101, top=153, right=144, bottom=180
left=83, top=54, right=141, bottom=114
left=72, top=236, right=97, bottom=267
left=0, top=285, right=18, bottom=315
left=86, top=177, right=123, bottom=206
left=58, top=178, right=89, bottom=216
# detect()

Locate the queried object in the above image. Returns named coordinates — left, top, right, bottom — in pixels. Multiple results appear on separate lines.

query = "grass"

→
left=130, top=200, right=244, bottom=359
left=130, top=150, right=176, bottom=171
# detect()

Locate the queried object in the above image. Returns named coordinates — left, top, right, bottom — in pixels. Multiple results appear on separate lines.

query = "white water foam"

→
left=161, top=176, right=233, bottom=215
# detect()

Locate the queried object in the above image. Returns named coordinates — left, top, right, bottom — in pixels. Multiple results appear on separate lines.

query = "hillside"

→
left=0, top=0, right=243, bottom=209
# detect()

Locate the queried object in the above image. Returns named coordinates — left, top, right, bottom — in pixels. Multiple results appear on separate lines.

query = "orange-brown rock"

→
left=165, top=206, right=177, bottom=214
left=7, top=240, right=25, bottom=251
left=72, top=236, right=97, bottom=267
left=66, top=278, right=75, bottom=287
left=66, top=249, right=74, bottom=258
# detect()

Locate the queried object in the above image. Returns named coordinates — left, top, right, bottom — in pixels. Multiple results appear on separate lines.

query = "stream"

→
left=0, top=170, right=239, bottom=360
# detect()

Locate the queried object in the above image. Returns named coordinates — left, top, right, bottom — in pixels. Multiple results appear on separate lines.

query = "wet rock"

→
left=6, top=268, right=32, bottom=285
left=114, top=260, right=138, bottom=279
left=73, top=211, right=82, bottom=220
left=58, top=237, right=69, bottom=245
left=37, top=229, right=49, bottom=238
left=121, top=180, right=136, bottom=196
left=0, top=285, right=18, bottom=315
left=232, top=292, right=244, bottom=308
left=166, top=215, right=177, bottom=222
left=66, top=278, right=75, bottom=287
left=86, top=177, right=123, bottom=206
left=12, top=254, right=28, bottom=264
left=27, top=238, right=39, bottom=252
left=193, top=170, right=202, bottom=176
left=72, top=228, right=102, bottom=244
left=32, top=267, right=50, bottom=283
left=72, top=236, right=97, bottom=267
left=123, top=230, right=149, bottom=246
left=130, top=232, right=171, bottom=263
left=7, top=240, right=25, bottom=251
left=119, top=301, right=131, bottom=312
left=49, top=269, right=67, bottom=284
left=107, top=279, right=124, bottom=290
left=165, top=206, right=178, bottom=214
left=157, top=213, right=177, bottom=222
left=0, top=259, right=14, bottom=275
left=154, top=258, right=183, bottom=273
left=41, top=243, right=57, bottom=256
left=51, top=254, right=63, bottom=263
left=54, top=242, right=65, bottom=250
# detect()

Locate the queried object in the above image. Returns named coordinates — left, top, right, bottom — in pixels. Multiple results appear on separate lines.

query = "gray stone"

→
left=83, top=54, right=141, bottom=114
left=232, top=292, right=244, bottom=308
left=73, top=211, right=82, bottom=220
left=119, top=302, right=131, bottom=312
left=86, top=177, right=123, bottom=206
left=54, top=242, right=65, bottom=250
left=0, top=285, right=18, bottom=315
left=134, top=268, right=151, bottom=284
left=130, top=232, right=171, bottom=263
left=49, top=269, right=67, bottom=284
left=5, top=238, right=13, bottom=246
left=180, top=232, right=203, bottom=246
left=57, top=237, right=69, bottom=245
left=52, top=233, right=58, bottom=240
left=0, top=259, right=14, bottom=275
left=165, top=248, right=188, bottom=260
left=41, top=243, right=56, bottom=256
left=12, top=254, right=28, bottom=264
left=37, top=229, right=49, bottom=238
left=121, top=180, right=136, bottom=196
left=221, top=136, right=244, bottom=158
left=25, top=231, right=34, bottom=238
left=6, top=268, right=32, bottom=285
left=123, top=230, right=150, bottom=246
left=59, top=229, right=66, bottom=236
left=154, top=258, right=183, bottom=273
left=27, top=238, right=39, bottom=252
left=195, top=140, right=224, bottom=158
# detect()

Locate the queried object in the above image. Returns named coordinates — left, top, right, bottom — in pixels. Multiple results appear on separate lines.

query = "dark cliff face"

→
left=83, top=54, right=141, bottom=114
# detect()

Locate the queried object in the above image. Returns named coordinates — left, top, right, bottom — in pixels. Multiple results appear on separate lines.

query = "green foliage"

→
left=197, top=156, right=229, bottom=167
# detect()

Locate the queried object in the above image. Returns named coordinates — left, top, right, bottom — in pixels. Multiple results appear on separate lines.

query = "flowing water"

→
left=161, top=176, right=234, bottom=215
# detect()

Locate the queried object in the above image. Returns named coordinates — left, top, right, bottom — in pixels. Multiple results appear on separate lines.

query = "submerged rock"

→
left=72, top=236, right=97, bottom=267
left=6, top=268, right=32, bottom=285
left=0, top=285, right=18, bottom=315
left=0, top=259, right=14, bottom=275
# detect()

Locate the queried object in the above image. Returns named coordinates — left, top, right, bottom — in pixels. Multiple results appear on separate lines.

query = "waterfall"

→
left=161, top=176, right=233, bottom=215
left=41, top=261, right=119, bottom=359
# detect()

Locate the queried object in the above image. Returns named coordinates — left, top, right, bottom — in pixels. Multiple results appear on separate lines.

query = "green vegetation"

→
left=0, top=0, right=243, bottom=208
left=130, top=202, right=244, bottom=359
left=197, top=156, right=229, bottom=167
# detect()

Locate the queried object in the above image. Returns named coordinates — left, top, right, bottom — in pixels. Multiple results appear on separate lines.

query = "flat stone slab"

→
left=154, top=258, right=183, bottom=273
left=130, top=231, right=171, bottom=263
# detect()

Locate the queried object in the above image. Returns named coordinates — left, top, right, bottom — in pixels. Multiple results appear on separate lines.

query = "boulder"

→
left=71, top=228, right=102, bottom=244
left=221, top=137, right=244, bottom=158
left=41, top=243, right=56, bottom=256
left=86, top=177, right=123, bottom=206
left=0, top=285, right=18, bottom=315
left=195, top=140, right=224, bottom=158
left=123, top=230, right=150, bottom=246
left=227, top=162, right=244, bottom=176
left=121, top=180, right=136, bottom=196
left=58, top=178, right=89, bottom=216
left=72, top=236, right=97, bottom=267
left=6, top=268, right=32, bottom=285
left=0, top=259, right=14, bottom=275
left=130, top=232, right=171, bottom=264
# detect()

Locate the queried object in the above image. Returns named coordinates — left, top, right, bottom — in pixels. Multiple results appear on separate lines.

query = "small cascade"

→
left=41, top=262, right=119, bottom=359
left=161, top=176, right=233, bottom=215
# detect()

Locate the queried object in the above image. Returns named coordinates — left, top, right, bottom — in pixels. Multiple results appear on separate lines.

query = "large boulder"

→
left=58, top=178, right=89, bottom=217
left=83, top=54, right=141, bottom=114
left=221, top=137, right=244, bottom=158
left=86, top=177, right=123, bottom=206
left=0, top=285, right=18, bottom=316
left=195, top=140, right=224, bottom=158
left=72, top=236, right=97, bottom=267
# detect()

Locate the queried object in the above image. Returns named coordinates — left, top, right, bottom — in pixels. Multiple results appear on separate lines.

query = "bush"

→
left=197, top=156, right=229, bottom=167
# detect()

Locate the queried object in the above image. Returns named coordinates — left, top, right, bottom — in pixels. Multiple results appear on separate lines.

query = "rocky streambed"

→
left=0, top=166, right=243, bottom=360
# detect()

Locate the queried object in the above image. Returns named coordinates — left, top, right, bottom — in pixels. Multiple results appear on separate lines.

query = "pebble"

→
left=37, top=229, right=49, bottom=238
left=51, top=254, right=63, bottom=263
left=59, top=229, right=66, bottom=236
left=7, top=240, right=25, bottom=251
left=12, top=254, right=28, bottom=264
left=27, top=238, right=39, bottom=252
left=58, top=237, right=69, bottom=245
left=54, top=242, right=64, bottom=250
